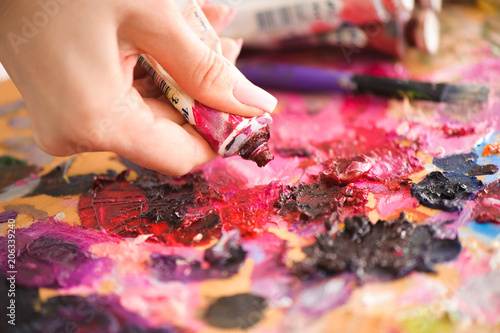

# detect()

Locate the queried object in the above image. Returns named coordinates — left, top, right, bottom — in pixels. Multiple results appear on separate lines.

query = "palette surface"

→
left=1, top=5, right=500, bottom=333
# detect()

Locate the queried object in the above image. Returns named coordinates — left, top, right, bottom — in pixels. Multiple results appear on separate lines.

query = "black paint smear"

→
left=433, top=152, right=478, bottom=174
left=204, top=293, right=268, bottom=329
left=148, top=231, right=246, bottom=281
left=294, top=214, right=462, bottom=281
left=28, top=161, right=116, bottom=197
left=7, top=295, right=180, bottom=333
left=0, top=155, right=37, bottom=191
left=411, top=171, right=484, bottom=212
left=276, top=181, right=367, bottom=221
left=467, top=164, right=499, bottom=176
left=433, top=152, right=498, bottom=176
left=204, top=231, right=247, bottom=271
left=275, top=147, right=313, bottom=158
left=433, top=152, right=499, bottom=176
left=138, top=173, right=213, bottom=228
left=170, top=213, right=222, bottom=245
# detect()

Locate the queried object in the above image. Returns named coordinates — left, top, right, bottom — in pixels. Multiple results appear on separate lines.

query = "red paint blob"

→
left=78, top=172, right=282, bottom=244
left=473, top=181, right=500, bottom=224
left=321, top=156, right=372, bottom=186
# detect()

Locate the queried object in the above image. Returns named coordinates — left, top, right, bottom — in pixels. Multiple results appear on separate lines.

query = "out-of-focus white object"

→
left=0, top=63, right=9, bottom=83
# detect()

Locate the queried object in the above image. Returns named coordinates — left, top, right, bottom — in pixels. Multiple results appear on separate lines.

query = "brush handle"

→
left=351, top=75, right=446, bottom=101
left=238, top=63, right=354, bottom=93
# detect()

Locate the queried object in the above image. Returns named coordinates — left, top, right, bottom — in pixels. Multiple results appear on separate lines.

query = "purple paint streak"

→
left=0, top=210, right=17, bottom=223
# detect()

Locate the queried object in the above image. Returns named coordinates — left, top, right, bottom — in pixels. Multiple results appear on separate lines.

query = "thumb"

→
left=128, top=1, right=277, bottom=117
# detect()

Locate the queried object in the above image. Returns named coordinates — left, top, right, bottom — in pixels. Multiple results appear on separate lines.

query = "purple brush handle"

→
left=238, top=63, right=354, bottom=93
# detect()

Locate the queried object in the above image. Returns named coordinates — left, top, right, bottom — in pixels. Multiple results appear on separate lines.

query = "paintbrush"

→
left=237, top=62, right=490, bottom=103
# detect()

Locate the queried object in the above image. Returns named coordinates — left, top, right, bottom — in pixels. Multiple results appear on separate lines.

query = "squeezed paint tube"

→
left=138, top=1, right=274, bottom=167
left=416, top=0, right=442, bottom=11
left=404, top=8, right=440, bottom=54
left=220, top=0, right=415, bottom=47
left=361, top=8, right=439, bottom=56
left=230, top=8, right=439, bottom=58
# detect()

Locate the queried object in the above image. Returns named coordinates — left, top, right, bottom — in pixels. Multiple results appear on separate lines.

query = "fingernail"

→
left=212, top=6, right=237, bottom=32
left=233, top=79, right=277, bottom=113
left=221, top=7, right=237, bottom=27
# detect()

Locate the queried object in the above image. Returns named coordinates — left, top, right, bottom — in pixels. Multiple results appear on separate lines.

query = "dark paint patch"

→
left=467, top=164, right=499, bottom=176
left=433, top=152, right=478, bottom=174
left=148, top=231, right=246, bottom=281
left=275, top=147, right=313, bottom=158
left=204, top=293, right=267, bottom=329
left=204, top=230, right=247, bottom=271
left=0, top=220, right=111, bottom=289
left=4, top=236, right=101, bottom=288
left=4, top=204, right=48, bottom=220
left=276, top=181, right=368, bottom=221
left=294, top=214, right=462, bottom=281
left=0, top=277, right=40, bottom=332
left=432, top=152, right=498, bottom=176
left=411, top=171, right=484, bottom=212
left=8, top=294, right=179, bottom=333
left=28, top=161, right=116, bottom=197
left=138, top=174, right=207, bottom=227
left=0, top=155, right=37, bottom=191
left=0, top=211, right=17, bottom=223
left=169, top=213, right=222, bottom=245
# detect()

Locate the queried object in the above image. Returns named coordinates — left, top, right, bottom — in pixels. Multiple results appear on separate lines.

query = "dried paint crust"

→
left=294, top=214, right=462, bottom=281
left=411, top=171, right=484, bottom=212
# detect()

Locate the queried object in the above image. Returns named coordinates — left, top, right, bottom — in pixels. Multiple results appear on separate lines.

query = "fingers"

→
left=202, top=6, right=237, bottom=33
left=133, top=75, right=163, bottom=98
left=108, top=98, right=217, bottom=176
left=143, top=97, right=187, bottom=125
left=220, top=38, right=243, bottom=65
left=126, top=0, right=277, bottom=118
left=197, top=0, right=212, bottom=7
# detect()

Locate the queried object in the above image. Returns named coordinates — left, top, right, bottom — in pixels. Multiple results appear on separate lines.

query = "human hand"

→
left=0, top=0, right=277, bottom=175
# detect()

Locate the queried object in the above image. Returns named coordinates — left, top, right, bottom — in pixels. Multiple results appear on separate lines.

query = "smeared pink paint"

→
left=398, top=275, right=448, bottom=306
left=61, top=197, right=79, bottom=207
left=375, top=189, right=420, bottom=218
left=119, top=282, right=204, bottom=329
left=453, top=272, right=500, bottom=325
left=453, top=249, right=492, bottom=281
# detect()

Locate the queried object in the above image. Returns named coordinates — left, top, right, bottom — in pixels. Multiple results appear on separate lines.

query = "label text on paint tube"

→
left=254, top=1, right=343, bottom=32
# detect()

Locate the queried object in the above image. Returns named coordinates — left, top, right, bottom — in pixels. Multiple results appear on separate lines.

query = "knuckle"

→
left=193, top=50, right=228, bottom=91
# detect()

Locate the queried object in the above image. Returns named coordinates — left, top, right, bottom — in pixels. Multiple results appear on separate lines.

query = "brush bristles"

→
left=440, top=84, right=490, bottom=104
